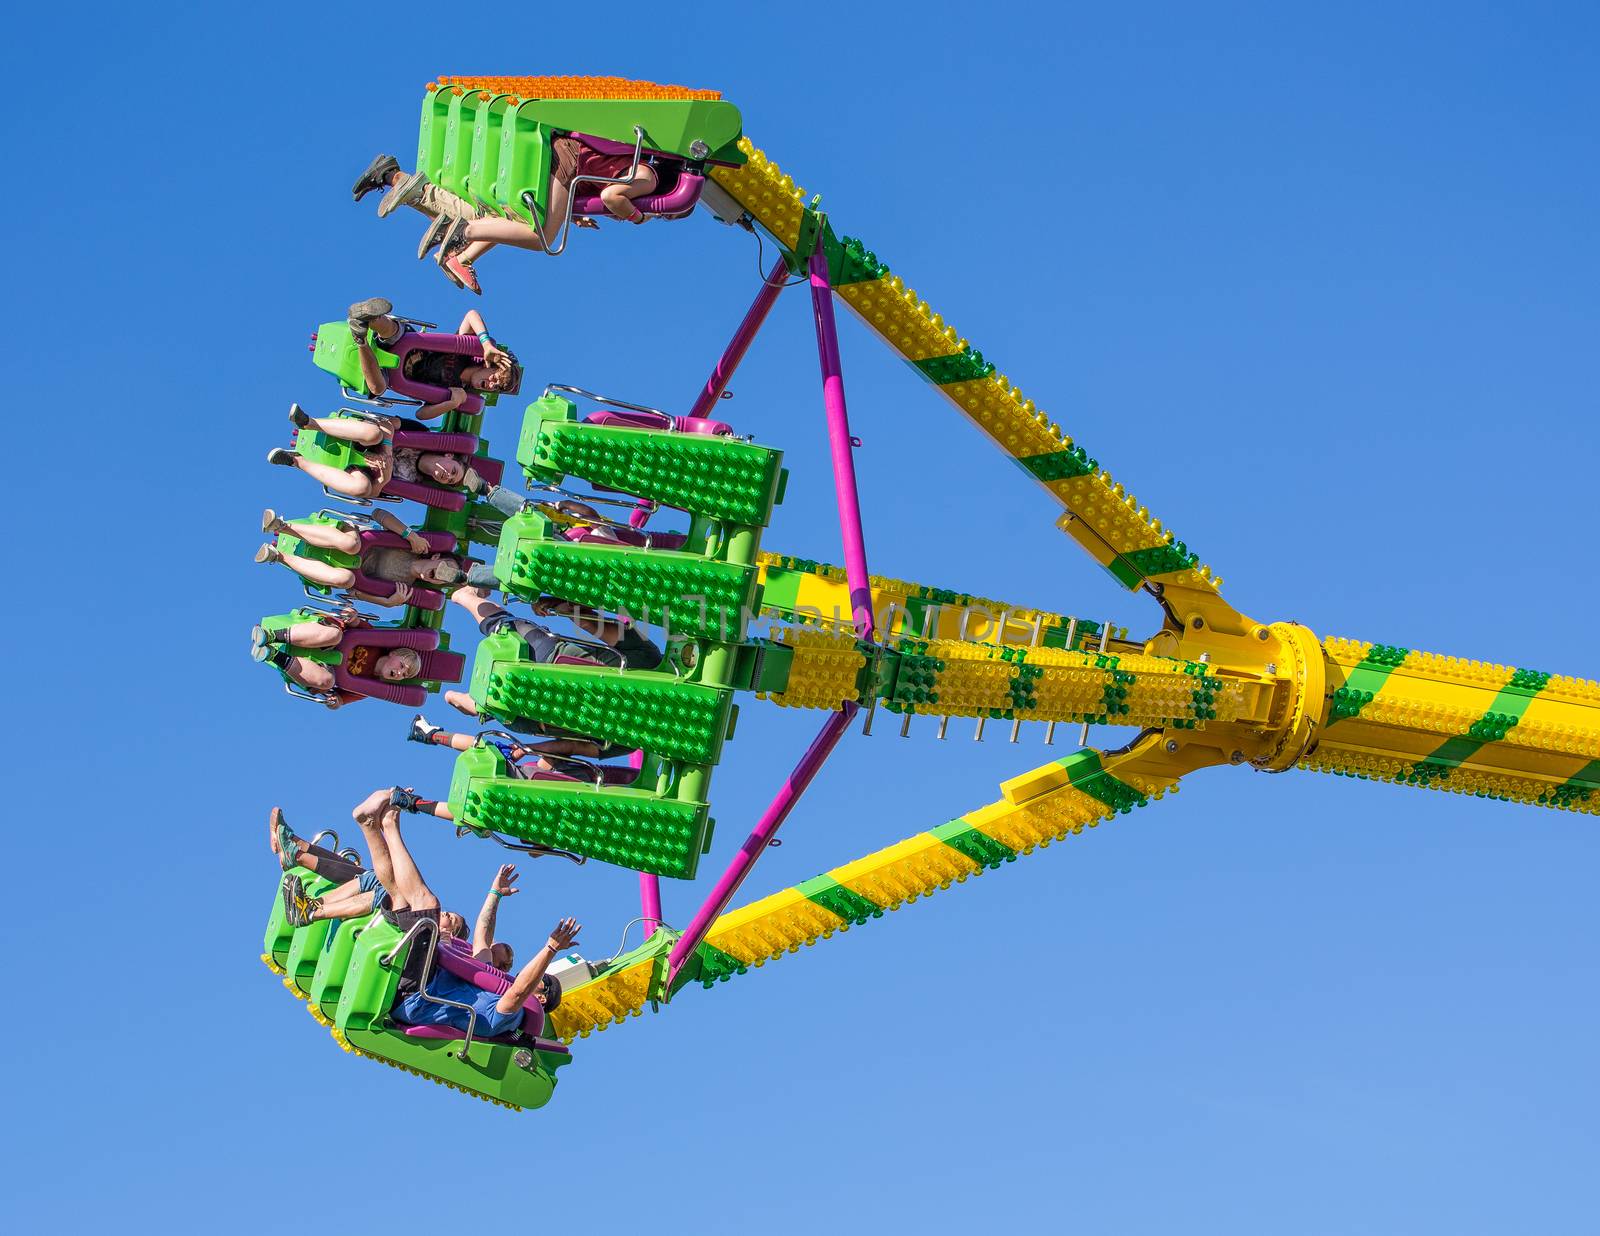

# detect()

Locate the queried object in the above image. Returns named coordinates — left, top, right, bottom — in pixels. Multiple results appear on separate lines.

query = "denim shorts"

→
left=357, top=869, right=390, bottom=912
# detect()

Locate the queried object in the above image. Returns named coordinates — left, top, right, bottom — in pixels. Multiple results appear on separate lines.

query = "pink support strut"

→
left=666, top=703, right=858, bottom=980
left=665, top=236, right=878, bottom=984
left=640, top=873, right=663, bottom=938
left=807, top=249, right=875, bottom=637
left=686, top=257, right=790, bottom=421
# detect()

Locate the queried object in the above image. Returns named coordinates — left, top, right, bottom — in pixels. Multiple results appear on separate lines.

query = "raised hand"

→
left=547, top=917, right=581, bottom=951
left=492, top=864, right=520, bottom=898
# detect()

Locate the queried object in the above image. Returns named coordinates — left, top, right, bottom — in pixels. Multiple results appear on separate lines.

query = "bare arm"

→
left=456, top=309, right=488, bottom=337
left=347, top=583, right=412, bottom=608
left=371, top=508, right=409, bottom=536
left=472, top=864, right=519, bottom=961
left=496, top=918, right=581, bottom=1014
left=412, top=386, right=467, bottom=421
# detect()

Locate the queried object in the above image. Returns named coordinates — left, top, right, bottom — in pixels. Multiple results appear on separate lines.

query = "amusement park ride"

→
left=259, top=76, right=1600, bottom=1110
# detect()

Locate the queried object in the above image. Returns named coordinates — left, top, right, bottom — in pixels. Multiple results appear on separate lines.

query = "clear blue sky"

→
left=5, top=3, right=1596, bottom=1232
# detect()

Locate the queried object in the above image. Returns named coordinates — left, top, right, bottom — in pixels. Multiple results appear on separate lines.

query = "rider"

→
left=345, top=297, right=521, bottom=413
left=255, top=507, right=464, bottom=608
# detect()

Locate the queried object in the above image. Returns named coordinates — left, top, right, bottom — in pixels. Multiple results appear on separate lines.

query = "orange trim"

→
left=429, top=75, right=720, bottom=101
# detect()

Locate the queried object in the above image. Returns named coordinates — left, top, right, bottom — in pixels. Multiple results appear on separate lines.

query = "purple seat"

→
left=331, top=627, right=464, bottom=706
left=349, top=529, right=459, bottom=611
left=565, top=134, right=707, bottom=221
left=383, top=334, right=490, bottom=414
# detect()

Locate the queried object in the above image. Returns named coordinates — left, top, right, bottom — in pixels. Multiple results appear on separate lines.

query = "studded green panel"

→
left=459, top=775, right=711, bottom=879
left=499, top=517, right=757, bottom=640
left=477, top=652, right=731, bottom=765
left=517, top=401, right=782, bottom=525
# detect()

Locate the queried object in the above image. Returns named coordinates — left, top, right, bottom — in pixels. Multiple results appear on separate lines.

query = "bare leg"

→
left=598, top=164, right=659, bottom=219
left=357, top=343, right=388, bottom=397
left=376, top=806, right=438, bottom=909
left=446, top=585, right=505, bottom=626
left=280, top=621, right=343, bottom=649
left=280, top=520, right=361, bottom=555
left=463, top=215, right=548, bottom=253
left=287, top=658, right=335, bottom=692
left=444, top=690, right=480, bottom=718
left=308, top=416, right=387, bottom=447
left=289, top=457, right=380, bottom=500
left=273, top=549, right=356, bottom=590
left=352, top=790, right=399, bottom=899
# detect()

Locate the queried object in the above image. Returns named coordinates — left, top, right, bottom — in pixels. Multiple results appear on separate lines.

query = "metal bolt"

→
left=1229, top=750, right=1244, bottom=764
left=1165, top=739, right=1179, bottom=753
left=1199, top=652, right=1211, bottom=664
left=1265, top=662, right=1277, bottom=674
left=1191, top=617, right=1205, bottom=630
left=1257, top=628, right=1270, bottom=640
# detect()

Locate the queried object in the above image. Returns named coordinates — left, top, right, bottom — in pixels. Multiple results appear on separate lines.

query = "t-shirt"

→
left=362, top=545, right=416, bottom=584
left=402, top=348, right=475, bottom=390
left=345, top=644, right=378, bottom=678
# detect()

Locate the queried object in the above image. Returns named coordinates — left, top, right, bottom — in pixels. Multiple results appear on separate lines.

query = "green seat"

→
left=439, top=88, right=488, bottom=199
left=312, top=323, right=397, bottom=397
left=331, top=913, right=569, bottom=1110
left=467, top=94, right=515, bottom=210
left=307, top=912, right=374, bottom=1025
left=261, top=867, right=336, bottom=978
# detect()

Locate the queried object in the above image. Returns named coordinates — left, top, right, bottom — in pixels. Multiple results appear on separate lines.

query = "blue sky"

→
left=4, top=3, right=1597, bottom=1232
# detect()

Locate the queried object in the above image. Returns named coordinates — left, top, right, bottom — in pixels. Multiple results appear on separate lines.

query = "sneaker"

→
left=347, top=297, right=393, bottom=344
left=254, top=543, right=282, bottom=564
left=443, top=253, right=481, bottom=295
left=250, top=642, right=273, bottom=663
left=287, top=404, right=312, bottom=429
left=282, top=875, right=318, bottom=928
left=379, top=169, right=430, bottom=219
left=352, top=153, right=400, bottom=202
left=261, top=508, right=287, bottom=535
left=273, top=809, right=299, bottom=872
left=464, top=562, right=499, bottom=589
left=436, top=214, right=470, bottom=264
left=407, top=715, right=443, bottom=745
left=266, top=448, right=297, bottom=467
left=416, top=214, right=453, bottom=260
left=389, top=787, right=422, bottom=812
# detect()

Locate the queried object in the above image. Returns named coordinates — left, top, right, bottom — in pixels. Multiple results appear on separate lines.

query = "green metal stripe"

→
left=1018, top=446, right=1098, bottom=482
left=931, top=820, right=1017, bottom=869
left=1122, top=542, right=1200, bottom=579
left=1101, top=555, right=1145, bottom=591
left=1404, top=669, right=1550, bottom=785
left=1054, top=749, right=1150, bottom=814
left=694, top=940, right=747, bottom=985
left=799, top=875, right=883, bottom=925
left=1543, top=757, right=1600, bottom=809
left=757, top=565, right=803, bottom=614
left=915, top=346, right=995, bottom=385
left=1326, top=644, right=1410, bottom=726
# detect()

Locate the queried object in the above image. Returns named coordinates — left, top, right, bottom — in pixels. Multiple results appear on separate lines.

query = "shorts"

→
left=357, top=869, right=390, bottom=913
left=392, top=968, right=524, bottom=1039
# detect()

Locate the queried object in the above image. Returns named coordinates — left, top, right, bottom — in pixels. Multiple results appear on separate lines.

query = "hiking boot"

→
left=379, top=169, right=430, bottom=219
left=407, top=715, right=443, bottom=745
left=352, top=153, right=400, bottom=202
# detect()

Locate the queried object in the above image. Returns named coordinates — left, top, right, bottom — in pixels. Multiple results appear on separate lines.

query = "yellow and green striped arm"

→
left=547, top=738, right=1179, bottom=1041
left=712, top=140, right=1223, bottom=598
left=1308, top=636, right=1600, bottom=812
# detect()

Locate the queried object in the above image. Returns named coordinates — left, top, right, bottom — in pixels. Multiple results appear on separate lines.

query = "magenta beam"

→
left=807, top=249, right=875, bottom=638
left=639, top=873, right=663, bottom=937
left=666, top=703, right=858, bottom=979
left=686, top=257, right=790, bottom=421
